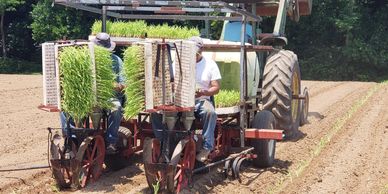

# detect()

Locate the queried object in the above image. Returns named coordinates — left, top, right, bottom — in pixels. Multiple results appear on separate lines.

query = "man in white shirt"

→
left=151, top=36, right=221, bottom=162
left=189, top=36, right=222, bottom=161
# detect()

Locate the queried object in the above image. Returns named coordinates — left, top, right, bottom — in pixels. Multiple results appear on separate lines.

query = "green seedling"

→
left=94, top=45, right=115, bottom=110
left=214, top=90, right=240, bottom=108
left=91, top=20, right=199, bottom=39
left=59, top=46, right=94, bottom=121
left=122, top=45, right=145, bottom=119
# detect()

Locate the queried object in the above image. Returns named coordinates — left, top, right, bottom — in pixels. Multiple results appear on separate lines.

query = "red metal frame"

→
left=245, top=128, right=283, bottom=140
left=38, top=104, right=60, bottom=112
left=145, top=105, right=194, bottom=113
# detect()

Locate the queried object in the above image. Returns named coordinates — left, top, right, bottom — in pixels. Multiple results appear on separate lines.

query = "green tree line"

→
left=0, top=0, right=387, bottom=80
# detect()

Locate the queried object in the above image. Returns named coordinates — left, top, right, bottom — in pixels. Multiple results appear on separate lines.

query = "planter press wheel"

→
left=143, top=138, right=165, bottom=192
left=50, top=137, right=77, bottom=189
left=72, top=135, right=105, bottom=189
left=175, top=138, right=196, bottom=193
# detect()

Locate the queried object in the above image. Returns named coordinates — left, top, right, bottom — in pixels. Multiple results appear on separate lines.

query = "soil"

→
left=0, top=75, right=387, bottom=194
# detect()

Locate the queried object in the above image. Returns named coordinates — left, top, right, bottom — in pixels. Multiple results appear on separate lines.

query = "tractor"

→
left=40, top=0, right=311, bottom=192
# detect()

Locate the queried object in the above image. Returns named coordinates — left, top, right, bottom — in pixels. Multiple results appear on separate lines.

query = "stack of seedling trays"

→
left=90, top=20, right=200, bottom=42
left=122, top=40, right=197, bottom=119
left=42, top=41, right=116, bottom=127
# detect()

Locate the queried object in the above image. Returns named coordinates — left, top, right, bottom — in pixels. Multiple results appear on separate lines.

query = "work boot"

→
left=106, top=143, right=118, bottom=155
left=196, top=149, right=210, bottom=162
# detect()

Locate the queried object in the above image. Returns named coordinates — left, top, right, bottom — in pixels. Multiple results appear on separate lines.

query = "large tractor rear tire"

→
left=251, top=110, right=277, bottom=167
left=262, top=50, right=301, bottom=138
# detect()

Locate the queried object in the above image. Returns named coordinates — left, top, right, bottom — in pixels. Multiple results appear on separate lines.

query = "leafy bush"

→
left=0, top=57, right=41, bottom=74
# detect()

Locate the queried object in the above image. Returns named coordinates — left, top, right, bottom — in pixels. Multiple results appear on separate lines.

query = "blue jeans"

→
left=195, top=99, right=217, bottom=151
left=60, top=98, right=123, bottom=145
left=151, top=99, right=217, bottom=151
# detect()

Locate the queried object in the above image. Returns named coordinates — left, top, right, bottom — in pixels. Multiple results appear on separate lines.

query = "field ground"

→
left=0, top=74, right=387, bottom=194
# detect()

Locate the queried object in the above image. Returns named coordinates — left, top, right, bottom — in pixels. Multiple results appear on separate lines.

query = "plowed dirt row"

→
left=0, top=75, right=385, bottom=194
left=283, top=84, right=388, bottom=194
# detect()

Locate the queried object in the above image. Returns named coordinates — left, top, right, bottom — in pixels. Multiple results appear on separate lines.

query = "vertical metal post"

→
left=273, top=0, right=288, bottom=36
left=239, top=14, right=247, bottom=148
left=102, top=6, right=107, bottom=32
left=161, top=44, right=166, bottom=105
left=205, top=13, right=210, bottom=38
left=251, top=3, right=257, bottom=45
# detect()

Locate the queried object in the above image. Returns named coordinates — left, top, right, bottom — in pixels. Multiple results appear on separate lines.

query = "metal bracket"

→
left=54, top=0, right=262, bottom=21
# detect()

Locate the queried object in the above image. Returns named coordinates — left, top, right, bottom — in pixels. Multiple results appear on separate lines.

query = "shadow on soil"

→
left=180, top=159, right=293, bottom=194
left=287, top=129, right=307, bottom=142
left=285, top=111, right=324, bottom=142
left=77, top=154, right=144, bottom=193
left=308, top=112, right=325, bottom=120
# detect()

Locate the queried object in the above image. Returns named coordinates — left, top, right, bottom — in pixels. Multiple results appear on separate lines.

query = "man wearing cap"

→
left=60, top=32, right=125, bottom=154
left=190, top=36, right=221, bottom=161
left=151, top=36, right=221, bottom=162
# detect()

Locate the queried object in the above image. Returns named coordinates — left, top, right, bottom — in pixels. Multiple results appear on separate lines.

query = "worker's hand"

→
left=114, top=83, right=125, bottom=92
left=195, top=89, right=207, bottom=98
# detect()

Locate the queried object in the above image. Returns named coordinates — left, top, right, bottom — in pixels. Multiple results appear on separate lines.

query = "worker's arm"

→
left=195, top=80, right=220, bottom=98
left=113, top=55, right=126, bottom=92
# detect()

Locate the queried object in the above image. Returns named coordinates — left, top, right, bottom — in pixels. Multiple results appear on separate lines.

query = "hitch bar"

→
left=193, top=147, right=254, bottom=174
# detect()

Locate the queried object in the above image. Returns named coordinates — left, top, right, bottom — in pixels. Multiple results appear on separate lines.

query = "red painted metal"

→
left=245, top=129, right=283, bottom=140
left=176, top=137, right=196, bottom=193
left=78, top=135, right=105, bottom=187
left=155, top=7, right=186, bottom=14
left=256, top=0, right=312, bottom=16
left=146, top=105, right=194, bottom=113
left=38, top=104, right=60, bottom=112
left=151, top=138, right=161, bottom=163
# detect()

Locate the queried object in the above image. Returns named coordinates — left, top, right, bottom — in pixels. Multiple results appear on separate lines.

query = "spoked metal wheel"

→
left=175, top=138, right=196, bottom=193
left=72, top=135, right=105, bottom=188
left=50, top=136, right=78, bottom=189
left=143, top=138, right=168, bottom=192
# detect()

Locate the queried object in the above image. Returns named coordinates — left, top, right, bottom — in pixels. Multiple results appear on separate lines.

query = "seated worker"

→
left=151, top=36, right=221, bottom=162
left=60, top=32, right=125, bottom=154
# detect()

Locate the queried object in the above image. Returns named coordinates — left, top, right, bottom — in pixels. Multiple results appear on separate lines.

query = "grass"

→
left=91, top=20, right=199, bottom=39
left=267, top=81, right=387, bottom=194
left=122, top=45, right=145, bottom=119
left=214, top=89, right=240, bottom=108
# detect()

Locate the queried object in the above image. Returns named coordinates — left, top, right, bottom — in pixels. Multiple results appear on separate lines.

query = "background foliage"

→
left=0, top=0, right=387, bottom=81
left=283, top=0, right=388, bottom=81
